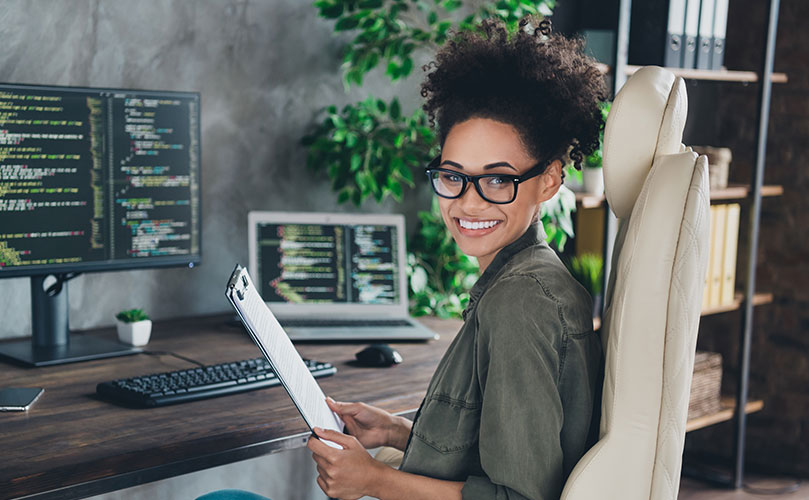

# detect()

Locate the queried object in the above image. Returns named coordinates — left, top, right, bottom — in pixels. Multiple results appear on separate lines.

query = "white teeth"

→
left=458, top=219, right=500, bottom=230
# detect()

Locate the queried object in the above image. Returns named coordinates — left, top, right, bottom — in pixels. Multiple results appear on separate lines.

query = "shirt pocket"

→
left=412, top=393, right=482, bottom=453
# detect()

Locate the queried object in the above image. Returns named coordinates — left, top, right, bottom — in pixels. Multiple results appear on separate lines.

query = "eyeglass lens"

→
left=428, top=170, right=516, bottom=203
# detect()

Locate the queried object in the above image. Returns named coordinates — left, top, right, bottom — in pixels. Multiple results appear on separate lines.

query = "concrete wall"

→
left=0, top=0, right=430, bottom=339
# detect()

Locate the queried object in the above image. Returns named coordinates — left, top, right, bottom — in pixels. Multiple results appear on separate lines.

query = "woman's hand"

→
left=309, top=427, right=464, bottom=500
left=326, top=397, right=412, bottom=450
left=308, top=427, right=389, bottom=500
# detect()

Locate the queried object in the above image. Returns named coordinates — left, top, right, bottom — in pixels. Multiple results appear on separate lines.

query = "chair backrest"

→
left=561, top=66, right=712, bottom=500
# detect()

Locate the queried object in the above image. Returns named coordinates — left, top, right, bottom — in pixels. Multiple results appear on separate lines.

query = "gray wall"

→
left=0, top=0, right=431, bottom=339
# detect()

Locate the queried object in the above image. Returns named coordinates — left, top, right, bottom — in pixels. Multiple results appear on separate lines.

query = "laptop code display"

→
left=256, top=223, right=399, bottom=305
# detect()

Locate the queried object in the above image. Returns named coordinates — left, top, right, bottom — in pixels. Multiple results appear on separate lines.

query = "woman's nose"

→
left=457, top=182, right=490, bottom=211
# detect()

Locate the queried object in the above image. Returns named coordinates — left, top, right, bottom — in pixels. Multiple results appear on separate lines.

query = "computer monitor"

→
left=0, top=82, right=201, bottom=366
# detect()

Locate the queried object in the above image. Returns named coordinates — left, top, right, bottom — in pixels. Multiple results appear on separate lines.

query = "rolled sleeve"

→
left=465, top=275, right=565, bottom=500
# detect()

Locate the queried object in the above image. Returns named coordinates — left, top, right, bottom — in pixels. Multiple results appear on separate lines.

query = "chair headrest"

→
left=603, top=66, right=688, bottom=218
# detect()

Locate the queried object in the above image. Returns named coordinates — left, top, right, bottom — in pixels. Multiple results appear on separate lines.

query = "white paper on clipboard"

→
left=225, top=265, right=344, bottom=447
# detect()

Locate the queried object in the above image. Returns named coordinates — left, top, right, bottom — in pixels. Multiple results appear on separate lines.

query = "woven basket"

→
left=692, top=146, right=732, bottom=190
left=688, top=351, right=723, bottom=420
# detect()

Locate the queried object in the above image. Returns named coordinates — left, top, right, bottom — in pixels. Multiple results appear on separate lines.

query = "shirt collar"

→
left=463, top=222, right=547, bottom=320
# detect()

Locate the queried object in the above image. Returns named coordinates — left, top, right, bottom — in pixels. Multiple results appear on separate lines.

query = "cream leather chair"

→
left=561, top=66, right=711, bottom=500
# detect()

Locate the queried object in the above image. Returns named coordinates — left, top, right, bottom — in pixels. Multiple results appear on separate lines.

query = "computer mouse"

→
left=355, top=344, right=403, bottom=367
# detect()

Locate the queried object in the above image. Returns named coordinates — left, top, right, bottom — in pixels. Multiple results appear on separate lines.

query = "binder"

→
left=665, top=0, right=687, bottom=67
left=712, top=0, right=729, bottom=69
left=696, top=0, right=716, bottom=70
left=703, top=205, right=716, bottom=312
left=709, top=204, right=727, bottom=308
left=721, top=204, right=741, bottom=306
left=682, top=0, right=701, bottom=68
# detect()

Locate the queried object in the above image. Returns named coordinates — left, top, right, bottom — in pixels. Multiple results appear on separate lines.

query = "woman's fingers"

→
left=316, top=464, right=331, bottom=480
left=327, top=396, right=361, bottom=416
left=307, top=434, right=337, bottom=458
left=316, top=475, right=329, bottom=495
left=314, top=427, right=358, bottom=449
left=311, top=451, right=330, bottom=468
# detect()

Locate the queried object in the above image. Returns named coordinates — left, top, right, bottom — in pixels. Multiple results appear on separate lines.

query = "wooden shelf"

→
left=575, top=184, right=782, bottom=208
left=591, top=293, right=772, bottom=331
left=687, top=397, right=764, bottom=432
left=710, top=183, right=784, bottom=201
left=702, top=292, right=774, bottom=316
left=575, top=191, right=606, bottom=209
left=624, top=65, right=788, bottom=84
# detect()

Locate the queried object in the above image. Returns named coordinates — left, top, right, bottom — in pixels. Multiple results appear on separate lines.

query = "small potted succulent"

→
left=566, top=253, right=604, bottom=320
left=115, top=308, right=152, bottom=346
left=582, top=101, right=611, bottom=195
left=582, top=147, right=604, bottom=195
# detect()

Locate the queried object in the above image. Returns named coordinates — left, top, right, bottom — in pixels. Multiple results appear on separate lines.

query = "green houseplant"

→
left=565, top=253, right=603, bottom=319
left=306, top=0, right=576, bottom=319
left=115, top=308, right=152, bottom=346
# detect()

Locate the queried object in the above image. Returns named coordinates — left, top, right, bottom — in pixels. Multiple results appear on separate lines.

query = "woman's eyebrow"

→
left=440, top=160, right=465, bottom=170
left=483, top=161, right=517, bottom=171
left=440, top=160, right=518, bottom=171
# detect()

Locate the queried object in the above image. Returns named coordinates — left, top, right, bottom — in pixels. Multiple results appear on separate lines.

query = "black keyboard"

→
left=97, top=357, right=336, bottom=408
left=280, top=318, right=412, bottom=328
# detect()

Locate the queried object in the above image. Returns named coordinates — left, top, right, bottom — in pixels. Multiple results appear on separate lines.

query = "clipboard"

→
left=225, top=264, right=344, bottom=446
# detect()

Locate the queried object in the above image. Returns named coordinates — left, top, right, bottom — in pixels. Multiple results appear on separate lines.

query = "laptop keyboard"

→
left=280, top=318, right=413, bottom=328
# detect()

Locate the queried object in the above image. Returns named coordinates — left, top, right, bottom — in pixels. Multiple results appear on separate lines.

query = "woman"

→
left=200, top=16, right=606, bottom=500
left=306, top=17, right=606, bottom=500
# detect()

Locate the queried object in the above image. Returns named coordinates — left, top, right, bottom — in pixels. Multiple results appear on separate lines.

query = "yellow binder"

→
left=721, top=203, right=741, bottom=306
left=709, top=204, right=727, bottom=308
left=703, top=205, right=715, bottom=312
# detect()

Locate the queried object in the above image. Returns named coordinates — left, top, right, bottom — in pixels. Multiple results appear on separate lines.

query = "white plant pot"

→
left=116, top=319, right=152, bottom=346
left=582, top=167, right=604, bottom=195
left=565, top=171, right=584, bottom=192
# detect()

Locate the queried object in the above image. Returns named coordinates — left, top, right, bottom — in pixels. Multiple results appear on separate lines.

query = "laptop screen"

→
left=255, top=221, right=400, bottom=305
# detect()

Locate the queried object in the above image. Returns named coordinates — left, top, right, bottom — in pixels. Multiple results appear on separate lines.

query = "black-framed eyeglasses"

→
left=424, top=156, right=549, bottom=205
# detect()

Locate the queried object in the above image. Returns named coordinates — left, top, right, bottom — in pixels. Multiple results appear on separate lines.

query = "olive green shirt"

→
left=400, top=224, right=603, bottom=500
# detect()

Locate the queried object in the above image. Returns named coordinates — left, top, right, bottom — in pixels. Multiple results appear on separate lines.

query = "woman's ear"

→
left=538, top=159, right=563, bottom=202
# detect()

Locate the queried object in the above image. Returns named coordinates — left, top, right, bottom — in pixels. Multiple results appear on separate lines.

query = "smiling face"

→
left=437, top=117, right=562, bottom=271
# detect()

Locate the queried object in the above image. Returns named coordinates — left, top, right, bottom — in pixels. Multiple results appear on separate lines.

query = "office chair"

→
left=561, top=66, right=711, bottom=500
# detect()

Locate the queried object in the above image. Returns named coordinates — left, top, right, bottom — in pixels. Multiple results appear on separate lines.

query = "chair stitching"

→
left=649, top=157, right=703, bottom=499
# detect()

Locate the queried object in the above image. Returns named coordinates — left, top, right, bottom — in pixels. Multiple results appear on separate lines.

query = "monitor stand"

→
left=0, top=275, right=141, bottom=367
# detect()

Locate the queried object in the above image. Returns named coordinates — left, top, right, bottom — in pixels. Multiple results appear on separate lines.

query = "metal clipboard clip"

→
left=227, top=264, right=249, bottom=301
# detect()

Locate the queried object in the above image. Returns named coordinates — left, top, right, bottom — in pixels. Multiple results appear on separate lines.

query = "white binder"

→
left=665, top=0, right=687, bottom=67
left=712, top=0, right=730, bottom=69
left=683, top=0, right=701, bottom=68
left=697, top=0, right=716, bottom=69
left=226, top=265, right=345, bottom=446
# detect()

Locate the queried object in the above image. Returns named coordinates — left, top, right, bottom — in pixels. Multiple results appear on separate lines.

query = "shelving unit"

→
left=591, top=0, right=786, bottom=490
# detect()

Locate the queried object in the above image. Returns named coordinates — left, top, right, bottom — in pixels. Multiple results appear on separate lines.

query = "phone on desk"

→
left=0, top=387, right=44, bottom=411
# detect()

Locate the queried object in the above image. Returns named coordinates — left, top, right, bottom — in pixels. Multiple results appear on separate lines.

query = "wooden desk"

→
left=0, top=315, right=461, bottom=500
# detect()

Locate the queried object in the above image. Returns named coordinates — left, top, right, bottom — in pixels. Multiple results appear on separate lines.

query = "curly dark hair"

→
left=421, top=17, right=608, bottom=171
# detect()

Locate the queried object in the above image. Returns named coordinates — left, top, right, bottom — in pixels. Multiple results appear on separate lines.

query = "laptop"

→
left=247, top=211, right=438, bottom=341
